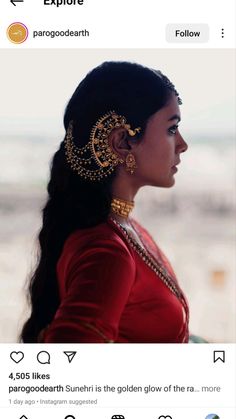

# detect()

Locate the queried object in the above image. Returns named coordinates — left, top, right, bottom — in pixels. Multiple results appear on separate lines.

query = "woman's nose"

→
left=177, top=132, right=188, bottom=153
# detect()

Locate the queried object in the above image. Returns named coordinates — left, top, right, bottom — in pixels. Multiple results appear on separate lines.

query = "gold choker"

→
left=111, top=197, right=134, bottom=218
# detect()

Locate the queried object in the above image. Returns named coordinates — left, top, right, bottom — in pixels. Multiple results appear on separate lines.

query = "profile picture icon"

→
left=205, top=414, right=220, bottom=419
left=7, top=22, right=28, bottom=44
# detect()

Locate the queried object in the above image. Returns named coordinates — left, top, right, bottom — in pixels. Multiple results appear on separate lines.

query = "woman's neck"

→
left=111, top=173, right=139, bottom=202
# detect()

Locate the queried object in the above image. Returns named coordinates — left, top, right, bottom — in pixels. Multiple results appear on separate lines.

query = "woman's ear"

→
left=109, top=127, right=130, bottom=150
left=109, top=127, right=137, bottom=159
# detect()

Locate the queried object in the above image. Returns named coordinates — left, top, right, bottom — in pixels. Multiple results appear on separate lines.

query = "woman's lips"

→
left=172, top=160, right=180, bottom=172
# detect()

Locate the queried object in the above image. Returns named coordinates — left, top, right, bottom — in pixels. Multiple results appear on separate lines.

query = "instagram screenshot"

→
left=0, top=1, right=235, bottom=418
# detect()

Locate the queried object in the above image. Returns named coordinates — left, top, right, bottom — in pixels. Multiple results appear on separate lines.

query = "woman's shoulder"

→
left=57, top=220, right=136, bottom=283
left=62, top=220, right=134, bottom=258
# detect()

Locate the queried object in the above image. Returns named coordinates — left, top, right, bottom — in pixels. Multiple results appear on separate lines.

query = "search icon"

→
left=37, top=351, right=50, bottom=364
left=64, top=416, right=76, bottom=419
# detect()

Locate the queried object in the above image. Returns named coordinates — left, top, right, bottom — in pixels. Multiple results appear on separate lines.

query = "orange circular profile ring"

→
left=7, top=22, right=28, bottom=44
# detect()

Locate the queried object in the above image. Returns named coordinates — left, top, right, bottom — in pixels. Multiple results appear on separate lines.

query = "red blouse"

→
left=43, top=219, right=189, bottom=343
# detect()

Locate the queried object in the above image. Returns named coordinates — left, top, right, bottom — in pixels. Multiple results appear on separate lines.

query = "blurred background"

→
left=0, top=49, right=235, bottom=342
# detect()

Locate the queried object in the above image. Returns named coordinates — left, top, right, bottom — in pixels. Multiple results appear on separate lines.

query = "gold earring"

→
left=125, top=153, right=137, bottom=174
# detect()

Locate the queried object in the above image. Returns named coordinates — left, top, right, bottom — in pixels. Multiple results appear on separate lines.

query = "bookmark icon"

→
left=63, top=351, right=77, bottom=363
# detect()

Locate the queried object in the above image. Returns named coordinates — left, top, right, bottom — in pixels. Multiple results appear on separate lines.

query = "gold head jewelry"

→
left=64, top=111, right=141, bottom=181
left=111, top=197, right=134, bottom=218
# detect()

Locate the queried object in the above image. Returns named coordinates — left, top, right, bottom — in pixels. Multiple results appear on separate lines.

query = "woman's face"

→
left=134, top=94, right=188, bottom=188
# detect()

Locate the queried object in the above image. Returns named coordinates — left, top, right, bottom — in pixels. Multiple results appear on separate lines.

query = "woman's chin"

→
left=168, top=176, right=176, bottom=187
left=160, top=175, right=176, bottom=188
left=147, top=177, right=176, bottom=188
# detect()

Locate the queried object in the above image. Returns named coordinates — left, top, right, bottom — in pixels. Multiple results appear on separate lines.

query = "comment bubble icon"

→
left=37, top=350, right=50, bottom=364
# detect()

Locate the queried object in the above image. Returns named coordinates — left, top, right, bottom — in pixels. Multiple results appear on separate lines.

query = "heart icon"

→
left=10, top=351, right=24, bottom=364
left=158, top=416, right=172, bottom=419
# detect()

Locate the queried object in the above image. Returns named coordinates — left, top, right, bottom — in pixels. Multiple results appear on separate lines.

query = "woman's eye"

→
left=168, top=125, right=179, bottom=135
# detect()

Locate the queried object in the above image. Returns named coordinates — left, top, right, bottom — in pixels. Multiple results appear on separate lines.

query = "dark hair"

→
left=20, top=61, right=180, bottom=342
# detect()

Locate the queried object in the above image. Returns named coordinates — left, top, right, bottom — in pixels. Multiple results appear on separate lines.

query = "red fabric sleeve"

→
left=43, top=235, right=136, bottom=343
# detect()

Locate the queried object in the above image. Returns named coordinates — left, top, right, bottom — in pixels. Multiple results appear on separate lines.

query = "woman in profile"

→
left=21, top=61, right=189, bottom=343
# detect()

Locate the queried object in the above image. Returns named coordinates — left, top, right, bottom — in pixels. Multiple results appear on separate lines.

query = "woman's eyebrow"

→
left=168, top=114, right=181, bottom=122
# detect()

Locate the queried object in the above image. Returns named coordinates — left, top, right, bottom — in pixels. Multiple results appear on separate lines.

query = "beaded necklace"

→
left=109, top=217, right=187, bottom=303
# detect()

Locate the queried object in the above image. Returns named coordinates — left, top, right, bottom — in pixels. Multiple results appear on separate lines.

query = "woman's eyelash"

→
left=168, top=124, right=179, bottom=135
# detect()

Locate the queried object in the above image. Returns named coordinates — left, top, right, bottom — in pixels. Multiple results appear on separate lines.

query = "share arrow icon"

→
left=63, top=351, right=77, bottom=363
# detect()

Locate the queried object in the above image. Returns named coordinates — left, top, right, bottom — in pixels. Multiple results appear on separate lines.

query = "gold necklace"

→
left=110, top=197, right=134, bottom=218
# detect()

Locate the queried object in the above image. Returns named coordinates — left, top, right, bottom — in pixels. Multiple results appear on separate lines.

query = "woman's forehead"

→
left=149, top=98, right=181, bottom=124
